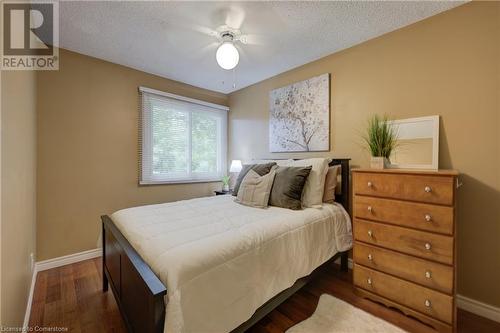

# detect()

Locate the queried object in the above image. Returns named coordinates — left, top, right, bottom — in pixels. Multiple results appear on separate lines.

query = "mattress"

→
left=111, top=195, right=352, bottom=333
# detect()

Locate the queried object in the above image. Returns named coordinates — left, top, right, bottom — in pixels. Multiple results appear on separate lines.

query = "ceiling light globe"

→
left=216, top=42, right=239, bottom=70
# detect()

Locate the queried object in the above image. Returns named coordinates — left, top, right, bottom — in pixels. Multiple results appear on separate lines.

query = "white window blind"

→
left=139, top=87, right=228, bottom=184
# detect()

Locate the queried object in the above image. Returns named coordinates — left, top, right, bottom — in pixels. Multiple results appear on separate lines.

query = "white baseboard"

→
left=338, top=257, right=500, bottom=323
left=36, top=248, right=102, bottom=272
left=457, top=294, right=500, bottom=323
left=22, top=267, right=38, bottom=329
left=23, top=248, right=103, bottom=328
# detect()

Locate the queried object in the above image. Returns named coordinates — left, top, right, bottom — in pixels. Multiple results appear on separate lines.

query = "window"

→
left=139, top=87, right=228, bottom=184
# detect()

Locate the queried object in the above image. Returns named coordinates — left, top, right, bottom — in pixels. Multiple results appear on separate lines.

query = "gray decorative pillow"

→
left=232, top=162, right=276, bottom=196
left=269, top=166, right=312, bottom=210
left=235, top=168, right=277, bottom=208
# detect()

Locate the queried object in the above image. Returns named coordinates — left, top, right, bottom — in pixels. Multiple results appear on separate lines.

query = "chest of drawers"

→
left=352, top=169, right=459, bottom=333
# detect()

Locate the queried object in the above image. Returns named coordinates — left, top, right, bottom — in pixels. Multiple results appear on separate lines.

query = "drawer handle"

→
left=425, top=214, right=432, bottom=222
left=425, top=299, right=431, bottom=307
left=367, top=181, right=373, bottom=187
left=367, top=206, right=373, bottom=212
left=425, top=243, right=432, bottom=250
left=425, top=271, right=432, bottom=279
left=424, top=186, right=432, bottom=193
left=367, top=278, right=372, bottom=285
left=368, top=230, right=373, bottom=238
left=368, top=254, right=373, bottom=261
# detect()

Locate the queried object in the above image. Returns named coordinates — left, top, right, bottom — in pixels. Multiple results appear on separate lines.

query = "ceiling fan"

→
left=171, top=6, right=266, bottom=78
left=211, top=25, right=249, bottom=70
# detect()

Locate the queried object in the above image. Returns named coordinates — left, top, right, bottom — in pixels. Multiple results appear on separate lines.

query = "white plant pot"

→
left=222, top=184, right=230, bottom=192
left=370, top=156, right=390, bottom=169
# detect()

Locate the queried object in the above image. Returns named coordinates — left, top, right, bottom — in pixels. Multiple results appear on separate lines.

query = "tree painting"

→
left=269, top=74, right=330, bottom=152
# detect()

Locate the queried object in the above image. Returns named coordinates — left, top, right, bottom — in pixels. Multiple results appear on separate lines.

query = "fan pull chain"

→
left=232, top=68, right=237, bottom=89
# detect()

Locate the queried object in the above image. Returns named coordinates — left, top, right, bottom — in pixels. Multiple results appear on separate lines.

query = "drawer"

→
left=354, top=219, right=454, bottom=265
left=354, top=196, right=454, bottom=235
left=354, top=242, right=454, bottom=294
left=354, top=172, right=454, bottom=205
left=354, top=264, right=453, bottom=324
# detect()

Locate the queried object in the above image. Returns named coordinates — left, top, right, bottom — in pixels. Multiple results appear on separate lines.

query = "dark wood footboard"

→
left=102, top=215, right=167, bottom=333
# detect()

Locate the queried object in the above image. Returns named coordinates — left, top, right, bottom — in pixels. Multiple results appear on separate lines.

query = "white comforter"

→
left=111, top=195, right=352, bottom=333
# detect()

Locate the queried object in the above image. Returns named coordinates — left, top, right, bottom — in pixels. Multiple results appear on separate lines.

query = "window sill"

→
left=139, top=178, right=222, bottom=186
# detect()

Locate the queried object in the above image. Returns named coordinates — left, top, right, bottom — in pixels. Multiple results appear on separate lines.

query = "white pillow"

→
left=250, top=159, right=294, bottom=166
left=287, top=158, right=330, bottom=208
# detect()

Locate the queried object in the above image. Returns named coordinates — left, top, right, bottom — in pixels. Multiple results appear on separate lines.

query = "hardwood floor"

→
left=29, top=258, right=500, bottom=333
left=29, top=258, right=126, bottom=333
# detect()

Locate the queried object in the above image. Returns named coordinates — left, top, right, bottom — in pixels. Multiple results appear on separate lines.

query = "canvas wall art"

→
left=269, top=73, right=330, bottom=152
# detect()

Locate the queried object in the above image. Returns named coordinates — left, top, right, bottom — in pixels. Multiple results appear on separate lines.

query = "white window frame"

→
left=139, top=86, right=228, bottom=185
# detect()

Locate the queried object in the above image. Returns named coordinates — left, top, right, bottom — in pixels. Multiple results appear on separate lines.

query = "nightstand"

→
left=214, top=190, right=232, bottom=196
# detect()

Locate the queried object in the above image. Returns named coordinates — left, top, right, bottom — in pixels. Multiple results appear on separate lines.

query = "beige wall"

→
left=37, top=49, right=228, bottom=260
left=229, top=2, right=500, bottom=307
left=1, top=70, right=37, bottom=326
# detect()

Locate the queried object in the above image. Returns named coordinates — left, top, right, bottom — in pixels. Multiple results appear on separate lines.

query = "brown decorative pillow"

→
left=232, top=162, right=276, bottom=196
left=269, top=166, right=312, bottom=210
left=323, top=165, right=341, bottom=203
left=235, top=168, right=277, bottom=208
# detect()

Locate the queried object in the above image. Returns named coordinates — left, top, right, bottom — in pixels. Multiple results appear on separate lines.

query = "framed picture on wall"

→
left=269, top=73, right=330, bottom=152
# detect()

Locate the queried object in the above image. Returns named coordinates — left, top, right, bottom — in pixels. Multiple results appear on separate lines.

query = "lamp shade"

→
left=216, top=42, right=239, bottom=70
left=229, top=160, right=242, bottom=173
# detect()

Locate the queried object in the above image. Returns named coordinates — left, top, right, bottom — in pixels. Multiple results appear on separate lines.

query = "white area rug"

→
left=286, top=294, right=407, bottom=333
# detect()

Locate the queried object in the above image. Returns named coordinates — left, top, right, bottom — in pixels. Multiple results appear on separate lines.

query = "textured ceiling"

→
left=60, top=1, right=465, bottom=94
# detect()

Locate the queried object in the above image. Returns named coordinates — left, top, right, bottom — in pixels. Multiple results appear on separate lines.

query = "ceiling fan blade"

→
left=199, top=42, right=219, bottom=54
left=188, top=42, right=219, bottom=63
left=224, top=6, right=246, bottom=30
left=164, top=16, right=218, bottom=38
left=191, top=24, right=218, bottom=38
left=239, top=34, right=266, bottom=46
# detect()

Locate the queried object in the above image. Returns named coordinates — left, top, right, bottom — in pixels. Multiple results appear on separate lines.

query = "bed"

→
left=101, top=158, right=351, bottom=333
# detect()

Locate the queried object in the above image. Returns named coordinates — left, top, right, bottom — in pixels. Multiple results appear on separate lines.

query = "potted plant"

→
left=221, top=175, right=230, bottom=192
left=363, top=114, right=398, bottom=169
